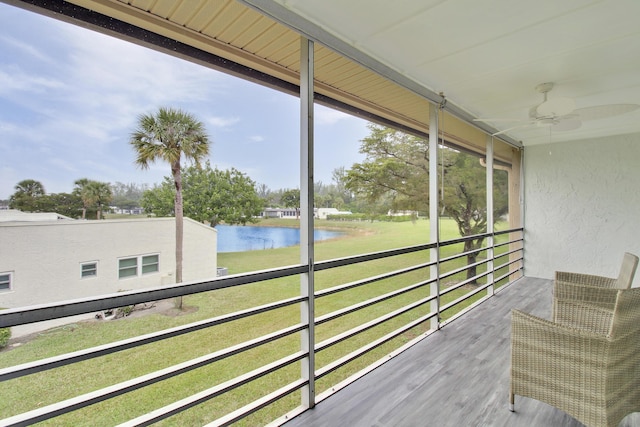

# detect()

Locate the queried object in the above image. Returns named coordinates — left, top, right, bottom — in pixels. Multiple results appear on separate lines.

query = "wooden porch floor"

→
left=284, top=277, right=640, bottom=427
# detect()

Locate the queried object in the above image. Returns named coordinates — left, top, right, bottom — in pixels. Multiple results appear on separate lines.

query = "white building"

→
left=261, top=207, right=300, bottom=218
left=0, top=217, right=217, bottom=309
left=315, top=208, right=352, bottom=219
left=261, top=207, right=352, bottom=219
left=387, top=210, right=418, bottom=217
left=109, top=206, right=145, bottom=215
left=0, top=209, right=74, bottom=222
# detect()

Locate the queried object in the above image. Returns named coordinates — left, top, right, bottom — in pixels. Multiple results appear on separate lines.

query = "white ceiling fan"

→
left=475, top=82, right=640, bottom=136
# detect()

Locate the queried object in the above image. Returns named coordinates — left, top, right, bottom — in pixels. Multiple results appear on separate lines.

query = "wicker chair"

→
left=555, top=252, right=639, bottom=289
left=510, top=287, right=640, bottom=427
left=552, top=253, right=638, bottom=331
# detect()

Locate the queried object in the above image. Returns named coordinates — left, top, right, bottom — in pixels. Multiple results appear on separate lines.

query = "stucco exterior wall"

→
left=0, top=218, right=217, bottom=308
left=523, top=132, right=640, bottom=284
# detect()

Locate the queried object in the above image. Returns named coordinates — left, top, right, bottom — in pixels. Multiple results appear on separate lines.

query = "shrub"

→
left=327, top=213, right=365, bottom=221
left=0, top=327, right=10, bottom=349
left=0, top=307, right=10, bottom=349
left=327, top=213, right=418, bottom=222
left=115, top=305, right=135, bottom=319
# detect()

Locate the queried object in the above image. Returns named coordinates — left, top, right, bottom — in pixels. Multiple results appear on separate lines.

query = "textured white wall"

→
left=524, top=132, right=640, bottom=284
left=0, top=218, right=217, bottom=308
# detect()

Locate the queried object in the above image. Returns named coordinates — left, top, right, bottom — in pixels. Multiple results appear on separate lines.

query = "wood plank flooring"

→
left=284, top=277, right=640, bottom=427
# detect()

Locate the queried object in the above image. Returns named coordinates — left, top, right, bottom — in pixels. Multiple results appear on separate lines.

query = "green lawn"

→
left=0, top=218, right=514, bottom=426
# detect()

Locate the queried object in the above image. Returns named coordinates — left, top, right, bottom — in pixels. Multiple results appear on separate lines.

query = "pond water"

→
left=216, top=224, right=344, bottom=252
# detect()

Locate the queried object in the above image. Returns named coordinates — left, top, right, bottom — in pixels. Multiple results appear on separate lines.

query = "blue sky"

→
left=0, top=4, right=371, bottom=200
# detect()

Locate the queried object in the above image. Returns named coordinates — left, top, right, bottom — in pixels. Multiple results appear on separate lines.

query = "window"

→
left=119, top=257, right=138, bottom=279
left=119, top=254, right=159, bottom=279
left=0, top=272, right=11, bottom=291
left=141, top=255, right=159, bottom=275
left=81, top=262, right=97, bottom=278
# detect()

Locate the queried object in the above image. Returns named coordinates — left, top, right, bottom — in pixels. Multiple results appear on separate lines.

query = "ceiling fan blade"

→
left=574, top=104, right=640, bottom=121
left=536, top=97, right=576, bottom=117
left=551, top=118, right=581, bottom=132
left=473, top=118, right=523, bottom=122
left=491, top=122, right=535, bottom=136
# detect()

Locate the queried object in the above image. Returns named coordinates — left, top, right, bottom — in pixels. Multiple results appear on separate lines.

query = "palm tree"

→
left=9, top=179, right=45, bottom=211
left=86, top=181, right=113, bottom=220
left=73, top=178, right=92, bottom=219
left=14, top=179, right=45, bottom=197
left=73, top=179, right=112, bottom=219
left=129, top=107, right=210, bottom=303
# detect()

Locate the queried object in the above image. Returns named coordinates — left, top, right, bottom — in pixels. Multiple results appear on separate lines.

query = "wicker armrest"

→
left=511, top=309, right=609, bottom=367
left=555, top=271, right=617, bottom=288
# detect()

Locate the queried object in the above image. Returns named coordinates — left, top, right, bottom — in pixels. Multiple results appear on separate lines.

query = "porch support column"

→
left=429, top=106, right=440, bottom=330
left=508, top=148, right=523, bottom=280
left=486, top=135, right=495, bottom=295
left=299, top=36, right=315, bottom=409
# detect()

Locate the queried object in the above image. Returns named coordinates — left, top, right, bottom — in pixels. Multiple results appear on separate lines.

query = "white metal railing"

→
left=0, top=227, right=523, bottom=426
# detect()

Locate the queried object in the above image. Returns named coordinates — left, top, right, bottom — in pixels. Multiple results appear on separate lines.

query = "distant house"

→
left=261, top=207, right=352, bottom=219
left=0, top=216, right=217, bottom=309
left=261, top=207, right=300, bottom=218
left=315, top=208, right=352, bottom=220
left=110, top=206, right=145, bottom=215
left=387, top=210, right=418, bottom=217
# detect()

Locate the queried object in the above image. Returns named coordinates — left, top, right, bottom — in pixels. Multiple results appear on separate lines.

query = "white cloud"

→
left=0, top=120, right=18, bottom=134
left=208, top=116, right=241, bottom=128
left=61, top=24, right=228, bottom=103
left=0, top=67, right=64, bottom=95
left=29, top=21, right=237, bottom=143
left=0, top=118, right=48, bottom=144
left=0, top=34, right=53, bottom=63
left=0, top=4, right=367, bottom=199
left=315, top=105, right=352, bottom=125
left=47, top=157, right=79, bottom=175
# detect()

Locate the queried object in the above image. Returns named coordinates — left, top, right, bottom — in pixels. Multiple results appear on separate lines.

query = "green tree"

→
left=141, top=164, right=263, bottom=227
left=183, top=163, right=263, bottom=227
left=73, top=179, right=113, bottom=219
left=141, top=179, right=175, bottom=217
left=130, top=107, right=210, bottom=295
left=330, top=166, right=354, bottom=210
left=281, top=188, right=300, bottom=218
left=86, top=181, right=113, bottom=220
left=73, top=178, right=93, bottom=219
left=255, top=183, right=273, bottom=207
left=110, top=182, right=148, bottom=211
left=440, top=149, right=508, bottom=280
left=346, top=124, right=429, bottom=214
left=345, top=123, right=508, bottom=283
left=9, top=179, right=46, bottom=212
left=39, top=193, right=83, bottom=218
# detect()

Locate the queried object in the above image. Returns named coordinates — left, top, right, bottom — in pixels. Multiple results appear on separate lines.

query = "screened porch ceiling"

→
left=9, top=0, right=640, bottom=162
